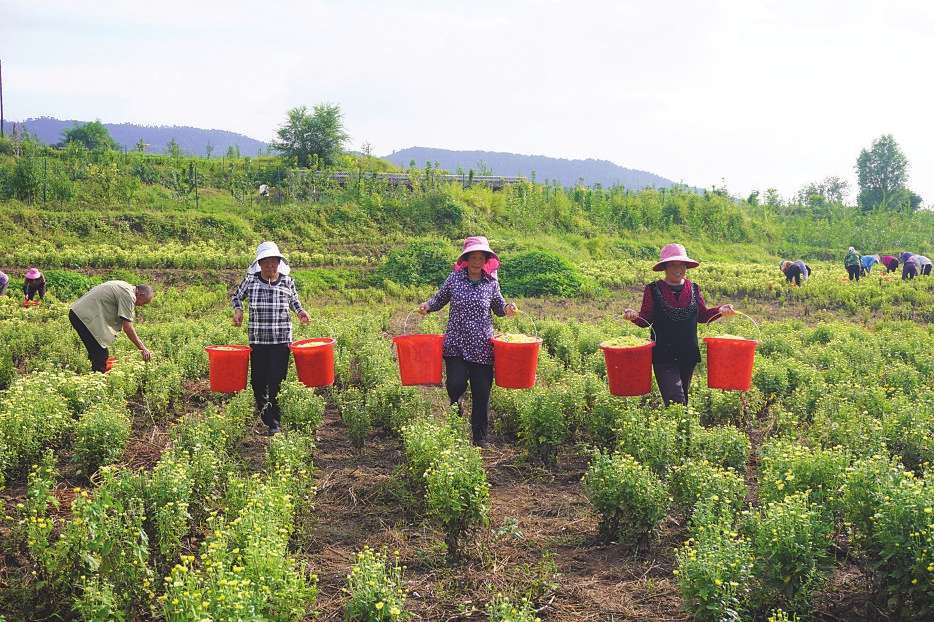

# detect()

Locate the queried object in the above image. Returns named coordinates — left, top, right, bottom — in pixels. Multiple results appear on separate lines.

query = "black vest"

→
left=649, top=281, right=701, bottom=365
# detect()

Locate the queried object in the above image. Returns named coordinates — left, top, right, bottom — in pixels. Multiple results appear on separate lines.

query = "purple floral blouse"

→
left=425, top=269, right=508, bottom=365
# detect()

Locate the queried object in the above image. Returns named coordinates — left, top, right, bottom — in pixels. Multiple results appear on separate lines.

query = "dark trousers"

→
left=903, top=263, right=918, bottom=280
left=653, top=360, right=696, bottom=407
left=250, top=343, right=291, bottom=427
left=923, top=264, right=932, bottom=276
left=444, top=356, right=495, bottom=442
left=70, top=309, right=109, bottom=373
left=847, top=265, right=860, bottom=281
left=25, top=284, right=46, bottom=300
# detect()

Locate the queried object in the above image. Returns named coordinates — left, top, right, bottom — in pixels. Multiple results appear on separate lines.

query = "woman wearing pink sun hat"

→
left=623, top=243, right=735, bottom=407
left=23, top=268, right=46, bottom=306
left=417, top=236, right=518, bottom=449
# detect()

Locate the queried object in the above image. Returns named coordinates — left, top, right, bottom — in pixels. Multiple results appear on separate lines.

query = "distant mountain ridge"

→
left=381, top=147, right=678, bottom=190
left=11, top=117, right=269, bottom=157
left=8, top=118, right=677, bottom=189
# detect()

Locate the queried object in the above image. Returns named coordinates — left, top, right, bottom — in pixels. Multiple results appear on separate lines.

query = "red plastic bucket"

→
left=290, top=338, right=335, bottom=387
left=491, top=335, right=543, bottom=389
left=204, top=345, right=252, bottom=392
left=600, top=340, right=655, bottom=396
left=393, top=334, right=445, bottom=385
left=105, top=357, right=118, bottom=372
left=704, top=337, right=758, bottom=391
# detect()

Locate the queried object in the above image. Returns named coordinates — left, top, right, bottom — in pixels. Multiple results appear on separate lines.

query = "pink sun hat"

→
left=652, top=243, right=700, bottom=271
left=454, top=236, right=500, bottom=280
left=25, top=268, right=41, bottom=280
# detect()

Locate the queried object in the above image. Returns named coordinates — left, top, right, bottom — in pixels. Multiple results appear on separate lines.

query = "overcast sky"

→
left=2, top=0, right=931, bottom=205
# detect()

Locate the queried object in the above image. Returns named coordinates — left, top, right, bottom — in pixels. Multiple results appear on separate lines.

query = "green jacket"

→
left=844, top=250, right=861, bottom=268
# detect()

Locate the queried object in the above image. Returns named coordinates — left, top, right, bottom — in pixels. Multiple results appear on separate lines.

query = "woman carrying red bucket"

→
left=418, top=236, right=518, bottom=449
left=622, top=243, right=735, bottom=407
left=232, top=242, right=311, bottom=436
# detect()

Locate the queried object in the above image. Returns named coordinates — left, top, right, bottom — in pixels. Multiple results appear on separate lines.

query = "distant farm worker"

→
left=901, top=253, right=918, bottom=280
left=0, top=271, right=8, bottom=296
left=623, top=243, right=735, bottom=407
left=861, top=254, right=880, bottom=276
left=881, top=255, right=899, bottom=273
left=232, top=241, right=310, bottom=436
left=69, top=281, right=154, bottom=373
left=23, top=267, right=46, bottom=306
left=844, top=247, right=861, bottom=282
left=780, top=260, right=811, bottom=286
left=915, top=255, right=932, bottom=276
left=417, top=236, right=518, bottom=449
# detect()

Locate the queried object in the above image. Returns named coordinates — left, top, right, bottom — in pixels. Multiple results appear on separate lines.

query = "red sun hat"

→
left=652, top=243, right=700, bottom=271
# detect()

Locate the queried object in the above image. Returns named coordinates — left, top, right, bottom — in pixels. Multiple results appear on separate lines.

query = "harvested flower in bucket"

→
left=293, top=341, right=329, bottom=348
left=600, top=336, right=652, bottom=348
left=711, top=334, right=748, bottom=340
left=492, top=333, right=539, bottom=343
left=210, top=345, right=245, bottom=350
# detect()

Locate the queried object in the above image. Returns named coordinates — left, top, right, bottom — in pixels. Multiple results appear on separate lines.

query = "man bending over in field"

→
left=69, top=281, right=154, bottom=373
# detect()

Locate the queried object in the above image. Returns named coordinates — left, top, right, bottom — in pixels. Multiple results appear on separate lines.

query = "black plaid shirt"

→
left=231, top=272, right=305, bottom=345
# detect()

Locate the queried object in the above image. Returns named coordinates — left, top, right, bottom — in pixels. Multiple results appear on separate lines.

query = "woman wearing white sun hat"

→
left=232, top=241, right=311, bottom=435
left=623, top=243, right=734, bottom=407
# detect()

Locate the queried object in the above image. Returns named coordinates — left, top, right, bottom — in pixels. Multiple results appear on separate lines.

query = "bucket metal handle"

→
left=499, top=309, right=538, bottom=338
left=207, top=319, right=248, bottom=346
left=622, top=314, right=657, bottom=342
left=297, top=317, right=335, bottom=339
left=403, top=309, right=426, bottom=336
left=705, top=310, right=761, bottom=342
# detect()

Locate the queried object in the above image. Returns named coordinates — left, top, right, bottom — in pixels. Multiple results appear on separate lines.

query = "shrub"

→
left=859, top=467, right=934, bottom=616
left=676, top=510, right=754, bottom=622
left=499, top=251, right=588, bottom=298
left=377, top=239, right=451, bottom=287
left=343, top=546, right=409, bottom=621
left=584, top=449, right=667, bottom=546
left=757, top=440, right=849, bottom=510
left=424, top=443, right=491, bottom=558
left=491, top=387, right=524, bottom=440
left=72, top=402, right=132, bottom=475
left=692, top=424, right=750, bottom=471
left=278, top=380, right=326, bottom=432
left=366, top=381, right=426, bottom=433
left=742, top=491, right=833, bottom=612
left=340, top=387, right=370, bottom=448
left=43, top=269, right=100, bottom=300
left=140, top=360, right=182, bottom=416
left=669, top=459, right=746, bottom=519
left=401, top=411, right=462, bottom=488
left=613, top=407, right=688, bottom=475
left=161, top=480, right=318, bottom=621
left=485, top=594, right=540, bottom=622
left=147, top=448, right=193, bottom=559
left=265, top=430, right=316, bottom=508
left=839, top=453, right=904, bottom=548
left=518, top=385, right=571, bottom=466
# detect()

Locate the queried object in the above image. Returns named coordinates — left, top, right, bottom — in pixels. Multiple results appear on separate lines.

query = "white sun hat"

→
left=248, top=241, right=291, bottom=276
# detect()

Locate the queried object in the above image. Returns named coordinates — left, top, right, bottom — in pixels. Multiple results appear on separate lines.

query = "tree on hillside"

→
left=796, top=176, right=849, bottom=206
left=271, top=104, right=349, bottom=168
left=60, top=119, right=118, bottom=151
left=855, top=134, right=918, bottom=211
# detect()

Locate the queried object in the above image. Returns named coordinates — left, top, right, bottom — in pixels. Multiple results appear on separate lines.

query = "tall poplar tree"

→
left=855, top=134, right=915, bottom=211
